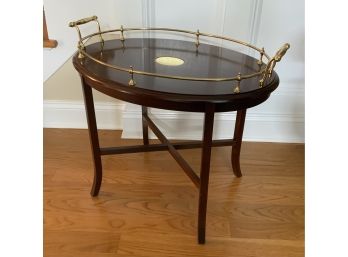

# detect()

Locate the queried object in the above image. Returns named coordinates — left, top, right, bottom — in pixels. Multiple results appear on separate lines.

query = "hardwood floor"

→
left=44, top=128, right=304, bottom=257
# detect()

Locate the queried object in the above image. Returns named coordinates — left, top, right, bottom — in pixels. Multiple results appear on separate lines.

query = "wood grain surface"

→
left=44, top=128, right=304, bottom=257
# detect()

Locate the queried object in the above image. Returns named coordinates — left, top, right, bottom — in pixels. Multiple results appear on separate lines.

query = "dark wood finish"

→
left=73, top=38, right=279, bottom=113
left=71, top=37, right=281, bottom=244
left=143, top=113, right=200, bottom=188
left=142, top=106, right=149, bottom=145
left=100, top=139, right=236, bottom=155
left=198, top=104, right=215, bottom=244
left=232, top=109, right=247, bottom=177
left=81, top=78, right=102, bottom=196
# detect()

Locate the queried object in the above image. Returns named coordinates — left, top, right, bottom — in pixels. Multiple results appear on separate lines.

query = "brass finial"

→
left=128, top=66, right=136, bottom=86
left=234, top=72, right=241, bottom=93
left=120, top=25, right=125, bottom=42
left=195, top=29, right=200, bottom=49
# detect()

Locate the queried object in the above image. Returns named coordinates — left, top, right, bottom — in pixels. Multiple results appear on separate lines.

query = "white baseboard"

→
left=43, top=100, right=125, bottom=129
left=43, top=100, right=304, bottom=143
left=122, top=108, right=304, bottom=143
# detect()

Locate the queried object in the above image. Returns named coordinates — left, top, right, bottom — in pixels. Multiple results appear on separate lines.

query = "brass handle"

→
left=259, top=43, right=290, bottom=87
left=69, top=15, right=98, bottom=27
left=69, top=15, right=104, bottom=59
left=274, top=43, right=290, bottom=62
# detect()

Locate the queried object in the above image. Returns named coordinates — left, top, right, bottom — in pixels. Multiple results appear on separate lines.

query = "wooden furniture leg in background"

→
left=198, top=104, right=215, bottom=244
left=81, top=78, right=103, bottom=197
left=142, top=106, right=149, bottom=145
left=231, top=109, right=247, bottom=177
left=43, top=9, right=58, bottom=48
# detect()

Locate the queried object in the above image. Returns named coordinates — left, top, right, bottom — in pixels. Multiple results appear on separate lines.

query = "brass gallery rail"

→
left=69, top=15, right=289, bottom=88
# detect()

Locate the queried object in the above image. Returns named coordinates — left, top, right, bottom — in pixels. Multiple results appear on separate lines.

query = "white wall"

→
left=43, top=0, right=304, bottom=143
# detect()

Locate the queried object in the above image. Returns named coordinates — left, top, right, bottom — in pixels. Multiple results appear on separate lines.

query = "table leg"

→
left=142, top=106, right=149, bottom=145
left=81, top=78, right=103, bottom=197
left=231, top=109, right=247, bottom=177
left=198, top=104, right=215, bottom=244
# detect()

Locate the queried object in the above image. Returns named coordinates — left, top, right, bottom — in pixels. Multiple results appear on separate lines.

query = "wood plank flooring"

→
left=44, top=128, right=304, bottom=257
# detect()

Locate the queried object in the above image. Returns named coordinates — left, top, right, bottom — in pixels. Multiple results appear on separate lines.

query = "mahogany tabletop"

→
left=73, top=38, right=279, bottom=112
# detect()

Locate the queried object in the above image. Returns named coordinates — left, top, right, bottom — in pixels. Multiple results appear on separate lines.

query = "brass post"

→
left=78, top=43, right=85, bottom=59
left=95, top=19, right=104, bottom=46
left=257, top=47, right=265, bottom=65
left=120, top=25, right=125, bottom=42
left=195, top=29, right=200, bottom=49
